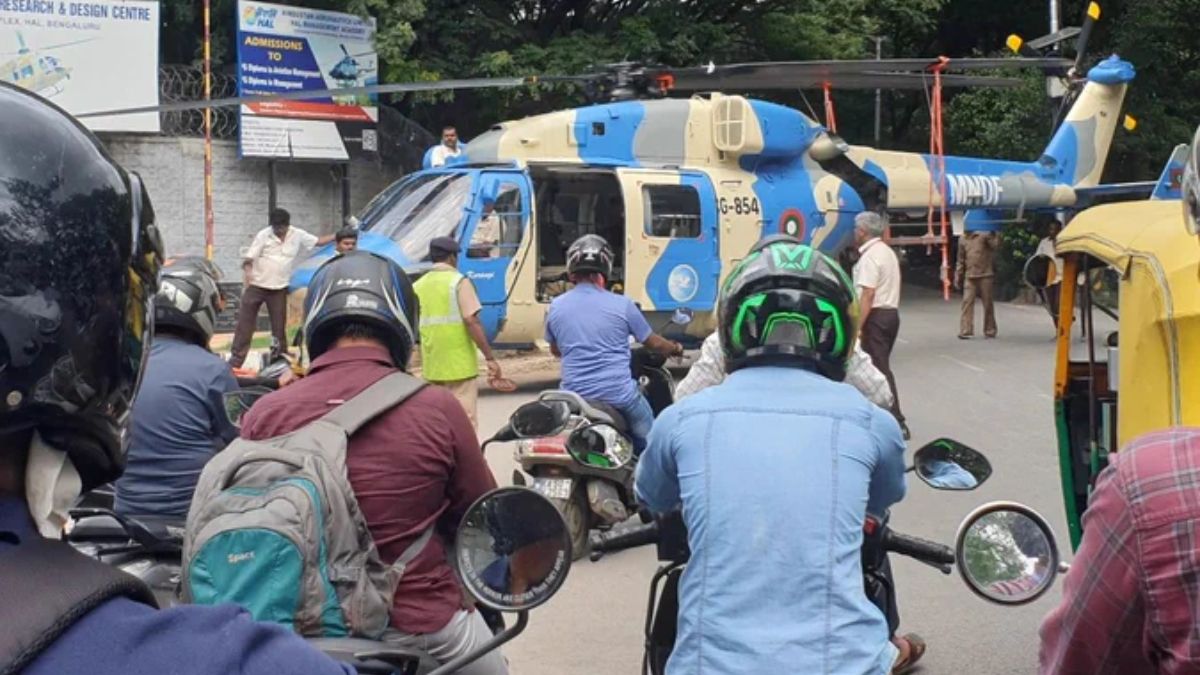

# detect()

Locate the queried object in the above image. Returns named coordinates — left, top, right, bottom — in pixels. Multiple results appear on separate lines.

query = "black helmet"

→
left=303, top=250, right=418, bottom=367
left=1183, top=124, right=1200, bottom=237
left=154, top=257, right=222, bottom=347
left=566, top=234, right=614, bottom=278
left=718, top=240, right=858, bottom=379
left=0, top=83, right=163, bottom=490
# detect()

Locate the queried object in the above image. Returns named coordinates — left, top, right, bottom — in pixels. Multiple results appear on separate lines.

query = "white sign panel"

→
left=236, top=0, right=377, bottom=160
left=0, top=0, right=160, bottom=132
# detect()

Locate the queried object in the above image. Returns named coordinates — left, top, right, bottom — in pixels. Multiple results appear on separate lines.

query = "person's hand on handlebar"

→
left=644, top=334, right=685, bottom=360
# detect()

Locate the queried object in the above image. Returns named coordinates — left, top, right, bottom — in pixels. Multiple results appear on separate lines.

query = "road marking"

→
left=939, top=354, right=984, bottom=372
left=1037, top=393, right=1053, bottom=400
left=897, top=337, right=910, bottom=345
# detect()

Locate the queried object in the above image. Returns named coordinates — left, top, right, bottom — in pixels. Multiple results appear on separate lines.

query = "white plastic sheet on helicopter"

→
left=236, top=0, right=378, bottom=160
left=0, top=0, right=160, bottom=132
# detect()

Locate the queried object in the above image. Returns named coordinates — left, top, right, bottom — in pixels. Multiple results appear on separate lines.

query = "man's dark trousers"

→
left=229, top=285, right=287, bottom=368
left=861, top=308, right=904, bottom=424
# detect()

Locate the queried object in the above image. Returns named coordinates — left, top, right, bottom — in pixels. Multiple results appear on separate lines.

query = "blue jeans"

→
left=616, top=393, right=655, bottom=455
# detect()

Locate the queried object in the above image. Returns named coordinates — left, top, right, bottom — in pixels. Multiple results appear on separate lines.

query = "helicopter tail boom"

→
left=1038, top=55, right=1135, bottom=189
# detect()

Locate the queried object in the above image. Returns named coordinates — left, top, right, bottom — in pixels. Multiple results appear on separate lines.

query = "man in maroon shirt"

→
left=1039, top=427, right=1200, bottom=674
left=240, top=251, right=503, bottom=674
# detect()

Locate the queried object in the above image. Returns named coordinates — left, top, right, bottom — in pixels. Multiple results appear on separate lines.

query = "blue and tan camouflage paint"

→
left=291, top=56, right=1136, bottom=346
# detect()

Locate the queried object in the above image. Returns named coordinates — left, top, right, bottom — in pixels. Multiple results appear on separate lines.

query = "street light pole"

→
left=1049, top=0, right=1060, bottom=34
left=872, top=36, right=885, bottom=147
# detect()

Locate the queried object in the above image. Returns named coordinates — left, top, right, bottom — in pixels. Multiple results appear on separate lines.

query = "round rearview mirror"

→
left=671, top=308, right=694, bottom=326
left=223, top=387, right=271, bottom=429
left=565, top=424, right=633, bottom=470
left=913, top=438, right=992, bottom=490
left=1022, top=253, right=1055, bottom=289
left=955, top=502, right=1060, bottom=606
left=510, top=400, right=571, bottom=438
left=455, top=487, right=572, bottom=611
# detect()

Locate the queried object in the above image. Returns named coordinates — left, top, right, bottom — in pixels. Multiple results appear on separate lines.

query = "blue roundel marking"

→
left=668, top=264, right=700, bottom=302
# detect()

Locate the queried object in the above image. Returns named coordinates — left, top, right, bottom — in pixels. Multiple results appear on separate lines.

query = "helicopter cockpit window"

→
left=643, top=185, right=701, bottom=238
left=469, top=183, right=524, bottom=259
left=362, top=173, right=471, bottom=262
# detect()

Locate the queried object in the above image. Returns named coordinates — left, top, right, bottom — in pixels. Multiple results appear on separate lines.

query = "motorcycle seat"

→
left=583, top=399, right=629, bottom=434
left=68, top=513, right=184, bottom=546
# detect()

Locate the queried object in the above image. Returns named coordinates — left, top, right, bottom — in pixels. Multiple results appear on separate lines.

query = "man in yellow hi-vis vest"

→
left=412, top=237, right=502, bottom=428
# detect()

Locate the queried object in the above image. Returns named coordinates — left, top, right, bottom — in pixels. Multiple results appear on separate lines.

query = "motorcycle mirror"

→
left=1022, top=253, right=1056, bottom=289
left=455, top=487, right=572, bottom=611
left=912, top=438, right=992, bottom=490
left=489, top=423, right=519, bottom=443
left=564, top=424, right=634, bottom=471
left=954, top=501, right=1061, bottom=606
left=510, top=400, right=571, bottom=438
left=223, top=387, right=272, bottom=429
left=670, top=308, right=694, bottom=326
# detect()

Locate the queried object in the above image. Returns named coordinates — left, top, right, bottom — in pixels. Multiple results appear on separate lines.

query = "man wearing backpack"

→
left=236, top=250, right=505, bottom=673
left=0, top=81, right=352, bottom=675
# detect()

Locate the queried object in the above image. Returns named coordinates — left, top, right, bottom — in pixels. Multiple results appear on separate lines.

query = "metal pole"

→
left=267, top=160, right=277, bottom=212
left=340, top=163, right=351, bottom=224
left=202, top=0, right=214, bottom=260
left=1050, top=0, right=1060, bottom=34
left=872, top=36, right=884, bottom=147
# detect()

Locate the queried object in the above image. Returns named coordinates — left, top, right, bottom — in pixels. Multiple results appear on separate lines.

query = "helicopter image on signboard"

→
left=1, top=31, right=94, bottom=98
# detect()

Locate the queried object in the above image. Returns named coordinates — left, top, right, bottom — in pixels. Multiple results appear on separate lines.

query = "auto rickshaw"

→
left=1026, top=199, right=1200, bottom=549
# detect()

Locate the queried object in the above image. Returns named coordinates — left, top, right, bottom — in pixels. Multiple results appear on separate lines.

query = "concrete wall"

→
left=98, top=134, right=403, bottom=275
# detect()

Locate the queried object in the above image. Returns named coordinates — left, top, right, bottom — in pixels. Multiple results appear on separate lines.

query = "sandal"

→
left=891, top=633, right=927, bottom=674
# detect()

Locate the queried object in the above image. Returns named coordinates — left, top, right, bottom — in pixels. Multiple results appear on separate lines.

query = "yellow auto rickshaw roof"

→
left=1057, top=199, right=1200, bottom=321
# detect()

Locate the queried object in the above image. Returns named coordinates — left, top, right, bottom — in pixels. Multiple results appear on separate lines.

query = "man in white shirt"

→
left=852, top=212, right=909, bottom=439
left=430, top=126, right=462, bottom=167
left=1035, top=219, right=1065, bottom=328
left=229, top=208, right=332, bottom=367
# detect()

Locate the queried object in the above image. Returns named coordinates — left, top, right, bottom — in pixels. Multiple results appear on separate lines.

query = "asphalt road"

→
left=476, top=288, right=1080, bottom=674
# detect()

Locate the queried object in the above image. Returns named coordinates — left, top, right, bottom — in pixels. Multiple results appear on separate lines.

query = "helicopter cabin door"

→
left=457, top=170, right=532, bottom=341
left=616, top=169, right=720, bottom=316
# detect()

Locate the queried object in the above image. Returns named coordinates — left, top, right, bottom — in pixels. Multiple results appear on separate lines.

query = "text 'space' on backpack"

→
left=182, top=372, right=427, bottom=638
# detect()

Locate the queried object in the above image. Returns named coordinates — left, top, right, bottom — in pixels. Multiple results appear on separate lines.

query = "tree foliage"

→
left=161, top=0, right=1199, bottom=182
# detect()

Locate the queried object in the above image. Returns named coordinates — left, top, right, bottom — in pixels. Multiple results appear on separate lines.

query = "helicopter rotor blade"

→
left=1073, top=2, right=1101, bottom=75
left=35, top=37, right=97, bottom=51
left=1005, top=35, right=1044, bottom=60
left=76, top=76, right=540, bottom=118
left=340, top=44, right=350, bottom=56
left=1027, top=26, right=1082, bottom=51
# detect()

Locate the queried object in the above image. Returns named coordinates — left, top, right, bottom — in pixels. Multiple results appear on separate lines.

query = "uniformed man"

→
left=412, top=237, right=502, bottom=428
left=954, top=230, right=1001, bottom=339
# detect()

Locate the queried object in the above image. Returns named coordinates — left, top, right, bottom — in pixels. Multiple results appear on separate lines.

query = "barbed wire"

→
left=159, top=65, right=240, bottom=138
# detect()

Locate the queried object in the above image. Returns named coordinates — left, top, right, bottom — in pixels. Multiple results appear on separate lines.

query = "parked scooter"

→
left=587, top=438, right=997, bottom=675
left=307, top=486, right=573, bottom=675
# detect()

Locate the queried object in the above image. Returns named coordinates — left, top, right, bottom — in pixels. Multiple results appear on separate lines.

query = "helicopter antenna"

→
left=797, top=89, right=821, bottom=123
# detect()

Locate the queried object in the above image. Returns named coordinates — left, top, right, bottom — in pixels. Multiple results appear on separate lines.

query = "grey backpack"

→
left=183, top=372, right=428, bottom=638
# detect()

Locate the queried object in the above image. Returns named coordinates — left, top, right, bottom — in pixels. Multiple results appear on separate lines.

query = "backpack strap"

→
left=0, top=536, right=157, bottom=675
left=391, top=525, right=434, bottom=579
left=318, top=371, right=427, bottom=435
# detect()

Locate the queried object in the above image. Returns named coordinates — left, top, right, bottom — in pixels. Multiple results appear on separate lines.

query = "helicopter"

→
left=327, top=43, right=375, bottom=87
left=1, top=31, right=93, bottom=98
left=75, top=4, right=1147, bottom=348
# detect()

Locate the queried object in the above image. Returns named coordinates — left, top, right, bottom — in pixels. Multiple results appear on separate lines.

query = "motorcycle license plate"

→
left=532, top=477, right=574, bottom=500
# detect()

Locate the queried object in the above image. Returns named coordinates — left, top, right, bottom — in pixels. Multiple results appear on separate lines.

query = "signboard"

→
left=0, top=0, right=160, bottom=132
left=236, top=0, right=378, bottom=160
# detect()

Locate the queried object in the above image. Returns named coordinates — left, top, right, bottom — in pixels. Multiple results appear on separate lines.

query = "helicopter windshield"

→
left=361, top=172, right=472, bottom=262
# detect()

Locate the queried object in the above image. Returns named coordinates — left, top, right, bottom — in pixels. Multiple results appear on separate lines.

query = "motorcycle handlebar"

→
left=884, top=529, right=955, bottom=574
left=589, top=521, right=660, bottom=561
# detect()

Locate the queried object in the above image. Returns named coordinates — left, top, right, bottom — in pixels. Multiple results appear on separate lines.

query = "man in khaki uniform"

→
left=955, top=230, right=1001, bottom=339
left=412, top=237, right=503, bottom=428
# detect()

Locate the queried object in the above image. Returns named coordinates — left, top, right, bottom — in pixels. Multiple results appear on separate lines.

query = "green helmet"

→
left=718, top=240, right=859, bottom=379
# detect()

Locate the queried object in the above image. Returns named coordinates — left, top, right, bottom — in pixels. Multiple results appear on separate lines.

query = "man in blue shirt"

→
left=545, top=235, right=683, bottom=451
left=0, top=81, right=351, bottom=675
left=116, top=259, right=239, bottom=519
left=636, top=240, right=908, bottom=674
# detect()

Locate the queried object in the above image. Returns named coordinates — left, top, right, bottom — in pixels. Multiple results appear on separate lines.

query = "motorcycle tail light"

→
left=530, top=437, right=567, bottom=455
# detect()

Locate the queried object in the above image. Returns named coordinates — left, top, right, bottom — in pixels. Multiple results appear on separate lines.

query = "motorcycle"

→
left=307, top=486, right=573, bottom=675
left=586, top=438, right=1001, bottom=674
left=484, top=337, right=677, bottom=560
left=65, top=508, right=185, bottom=609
